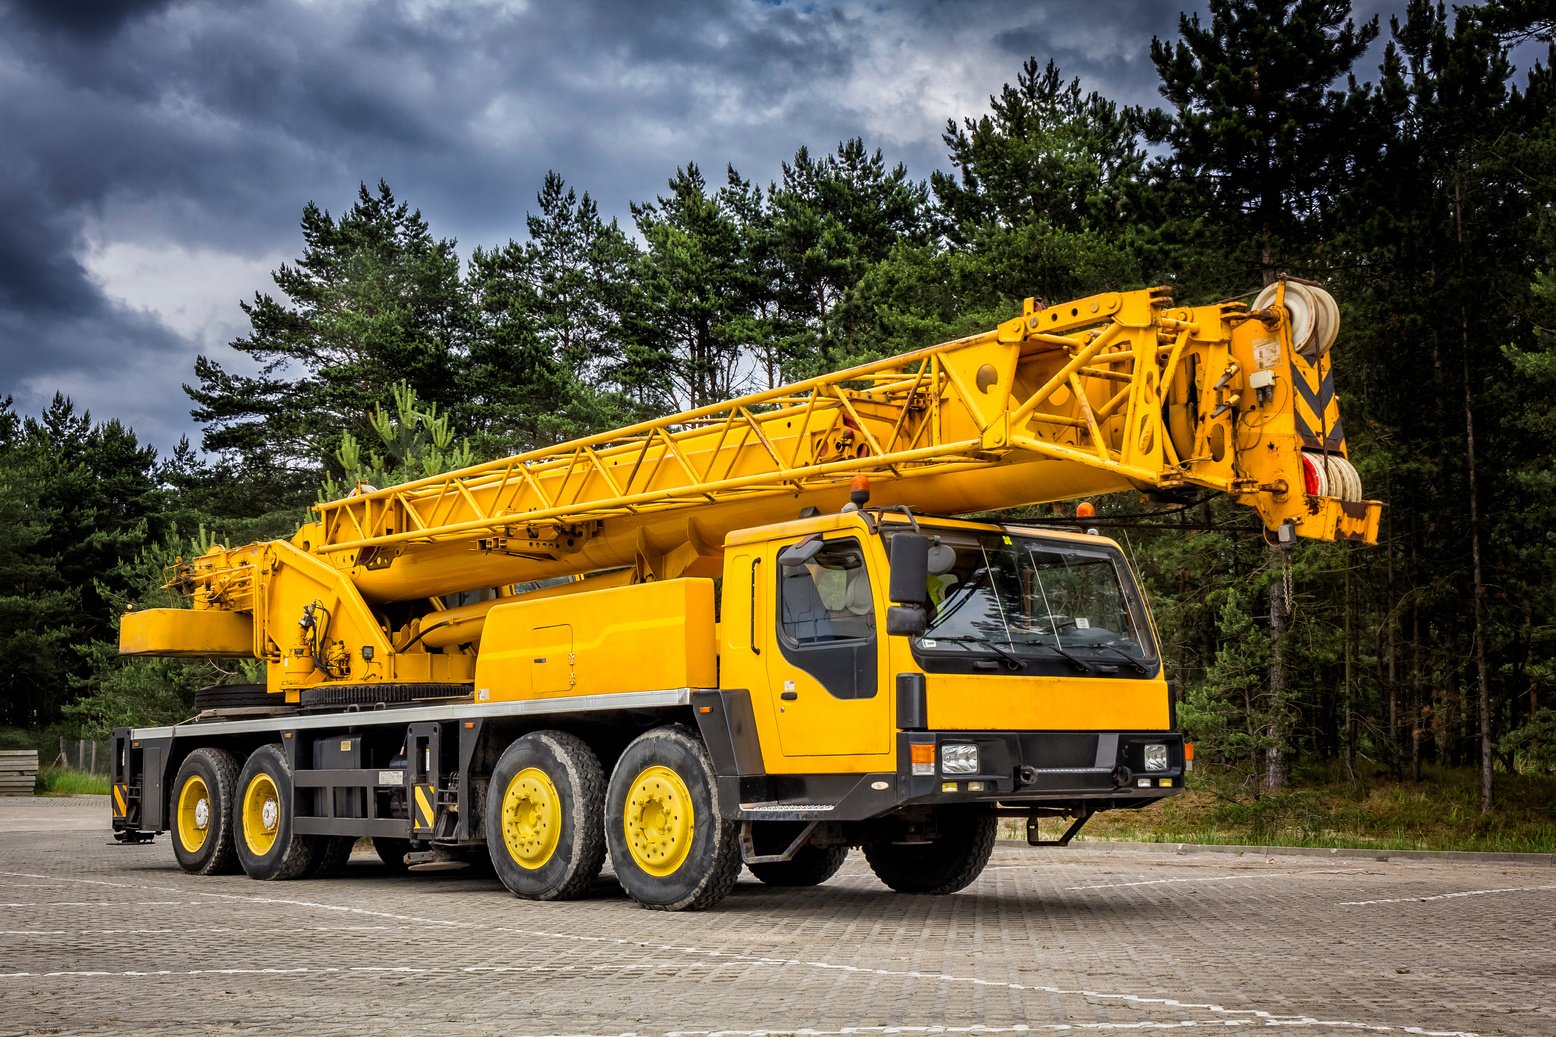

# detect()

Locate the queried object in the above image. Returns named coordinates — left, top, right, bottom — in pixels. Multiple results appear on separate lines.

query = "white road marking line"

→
left=0, top=924, right=405, bottom=936
left=0, top=870, right=1480, bottom=1037
left=0, top=900, right=208, bottom=908
left=1066, top=874, right=1288, bottom=891
left=1340, top=884, right=1556, bottom=906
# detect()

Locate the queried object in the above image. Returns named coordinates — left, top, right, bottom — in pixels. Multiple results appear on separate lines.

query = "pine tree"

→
left=1144, top=0, right=1378, bottom=284
left=625, top=164, right=754, bottom=410
left=467, top=172, right=642, bottom=451
left=187, top=181, right=467, bottom=503
left=768, top=139, right=930, bottom=375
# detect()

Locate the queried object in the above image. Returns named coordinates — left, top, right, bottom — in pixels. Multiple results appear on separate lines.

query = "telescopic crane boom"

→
left=124, top=282, right=1378, bottom=698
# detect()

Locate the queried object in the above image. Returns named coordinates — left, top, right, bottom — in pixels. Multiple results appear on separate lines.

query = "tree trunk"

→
left=1265, top=548, right=1291, bottom=791
left=1343, top=565, right=1356, bottom=782
left=1454, top=179, right=1494, bottom=814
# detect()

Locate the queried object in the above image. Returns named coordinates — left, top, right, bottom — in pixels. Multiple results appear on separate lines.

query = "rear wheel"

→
left=863, top=814, right=997, bottom=894
left=606, top=725, right=740, bottom=911
left=486, top=730, right=606, bottom=900
left=304, top=836, right=356, bottom=878
left=747, top=843, right=848, bottom=887
left=235, top=744, right=316, bottom=880
left=170, top=748, right=240, bottom=875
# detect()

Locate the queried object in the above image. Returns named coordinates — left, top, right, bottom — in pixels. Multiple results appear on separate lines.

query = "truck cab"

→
left=711, top=508, right=1186, bottom=843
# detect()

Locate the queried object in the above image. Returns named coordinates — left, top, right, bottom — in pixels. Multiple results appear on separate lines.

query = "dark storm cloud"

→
left=8, top=0, right=172, bottom=39
left=0, top=0, right=1441, bottom=455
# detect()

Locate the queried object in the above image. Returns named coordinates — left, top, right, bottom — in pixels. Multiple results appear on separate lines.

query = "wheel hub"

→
left=193, top=798, right=209, bottom=831
left=501, top=768, right=561, bottom=868
left=624, top=766, right=694, bottom=877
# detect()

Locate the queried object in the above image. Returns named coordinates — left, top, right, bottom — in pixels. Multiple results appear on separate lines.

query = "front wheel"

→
left=234, top=744, right=317, bottom=880
left=373, top=837, right=413, bottom=871
left=863, top=814, right=997, bottom=895
left=486, top=730, right=606, bottom=900
left=605, top=725, right=740, bottom=911
left=747, top=843, right=848, bottom=887
left=170, top=747, right=241, bottom=875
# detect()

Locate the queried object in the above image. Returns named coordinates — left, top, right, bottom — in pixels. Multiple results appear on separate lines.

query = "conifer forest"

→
left=3, top=0, right=1554, bottom=814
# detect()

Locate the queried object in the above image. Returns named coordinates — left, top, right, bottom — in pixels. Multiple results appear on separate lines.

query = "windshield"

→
left=899, top=527, right=1158, bottom=677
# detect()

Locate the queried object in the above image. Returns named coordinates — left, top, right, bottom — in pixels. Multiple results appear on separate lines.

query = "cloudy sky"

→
left=0, top=0, right=1478, bottom=456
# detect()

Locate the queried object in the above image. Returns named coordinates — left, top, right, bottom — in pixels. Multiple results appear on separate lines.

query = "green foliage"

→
left=61, top=530, right=232, bottom=737
left=1503, top=709, right=1556, bottom=774
left=0, top=396, right=161, bottom=728
left=625, top=163, right=755, bottom=410
left=187, top=180, right=468, bottom=503
left=1144, top=0, right=1379, bottom=278
left=35, top=767, right=112, bottom=796
left=319, top=381, right=475, bottom=500
left=1081, top=765, right=1556, bottom=852
left=466, top=171, right=645, bottom=452
left=1182, top=581, right=1272, bottom=769
left=934, top=57, right=1150, bottom=238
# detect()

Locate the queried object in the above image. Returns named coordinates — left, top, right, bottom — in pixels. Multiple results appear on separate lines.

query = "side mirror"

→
left=886, top=604, right=927, bottom=637
left=778, top=535, right=823, bottom=567
left=888, top=533, right=929, bottom=605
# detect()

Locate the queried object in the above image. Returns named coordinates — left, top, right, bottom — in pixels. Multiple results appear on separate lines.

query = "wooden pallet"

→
left=0, top=749, right=38, bottom=796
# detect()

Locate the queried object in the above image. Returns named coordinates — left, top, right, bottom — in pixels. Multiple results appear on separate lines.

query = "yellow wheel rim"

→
left=175, top=774, right=211, bottom=854
left=500, top=767, right=562, bottom=869
left=241, top=771, right=281, bottom=857
left=623, top=765, right=694, bottom=878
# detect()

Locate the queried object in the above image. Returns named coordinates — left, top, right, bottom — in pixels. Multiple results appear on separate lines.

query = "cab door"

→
left=765, top=535, right=890, bottom=758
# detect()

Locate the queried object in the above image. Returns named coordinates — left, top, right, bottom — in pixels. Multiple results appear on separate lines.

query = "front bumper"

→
left=728, top=729, right=1186, bottom=822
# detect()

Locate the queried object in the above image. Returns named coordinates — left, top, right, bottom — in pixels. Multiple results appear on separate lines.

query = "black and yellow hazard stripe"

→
left=111, top=783, right=129, bottom=819
left=412, top=783, right=437, bottom=835
left=1291, top=357, right=1345, bottom=451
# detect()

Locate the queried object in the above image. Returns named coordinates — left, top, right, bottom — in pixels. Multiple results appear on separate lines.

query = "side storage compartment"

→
left=476, top=579, right=717, bottom=701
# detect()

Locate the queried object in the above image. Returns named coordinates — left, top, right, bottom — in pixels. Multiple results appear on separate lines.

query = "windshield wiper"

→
left=1086, top=643, right=1150, bottom=674
left=1011, top=638, right=1099, bottom=674
left=922, top=634, right=1025, bottom=669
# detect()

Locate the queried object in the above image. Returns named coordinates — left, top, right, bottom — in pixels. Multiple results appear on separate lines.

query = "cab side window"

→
left=779, top=540, right=874, bottom=645
left=776, top=538, right=877, bottom=699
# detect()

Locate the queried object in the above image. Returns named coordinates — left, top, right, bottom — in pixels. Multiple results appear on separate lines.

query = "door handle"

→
left=750, top=557, right=762, bottom=655
left=780, top=691, right=797, bottom=701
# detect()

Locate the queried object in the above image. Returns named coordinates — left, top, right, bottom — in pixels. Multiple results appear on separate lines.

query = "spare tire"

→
left=194, top=684, right=275, bottom=711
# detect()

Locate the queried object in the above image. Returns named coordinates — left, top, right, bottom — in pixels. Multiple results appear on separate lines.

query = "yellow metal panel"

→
left=476, top=579, right=716, bottom=701
left=925, top=673, right=1172, bottom=731
left=119, top=608, right=253, bottom=657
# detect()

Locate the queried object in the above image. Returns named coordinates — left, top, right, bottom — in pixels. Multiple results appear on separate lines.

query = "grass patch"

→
left=34, top=767, right=111, bottom=796
left=1028, top=765, right=1556, bottom=854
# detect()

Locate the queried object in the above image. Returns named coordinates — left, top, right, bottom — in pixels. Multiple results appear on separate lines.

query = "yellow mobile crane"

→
left=112, top=281, right=1378, bottom=910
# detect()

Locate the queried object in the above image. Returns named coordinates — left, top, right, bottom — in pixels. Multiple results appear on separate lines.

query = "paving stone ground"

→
left=1, top=795, right=1552, bottom=1037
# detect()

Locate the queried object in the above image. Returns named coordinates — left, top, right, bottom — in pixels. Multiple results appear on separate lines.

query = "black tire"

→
left=304, top=836, right=356, bottom=878
left=863, top=813, right=997, bottom=895
left=485, top=730, right=606, bottom=901
left=194, top=684, right=274, bottom=711
left=234, top=744, right=317, bottom=880
left=747, top=843, right=849, bottom=887
left=169, top=747, right=241, bottom=875
left=605, top=725, right=740, bottom=911
left=373, top=837, right=413, bottom=871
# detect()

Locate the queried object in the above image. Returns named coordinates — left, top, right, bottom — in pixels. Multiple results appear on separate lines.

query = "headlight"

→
left=941, top=743, right=979, bottom=775
left=1143, top=743, right=1169, bottom=771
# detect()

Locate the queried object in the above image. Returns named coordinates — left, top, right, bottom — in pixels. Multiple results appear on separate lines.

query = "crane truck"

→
left=111, top=280, right=1379, bottom=911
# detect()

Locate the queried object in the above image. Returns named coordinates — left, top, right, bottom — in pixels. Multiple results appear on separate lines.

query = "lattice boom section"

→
left=306, top=287, right=1262, bottom=556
